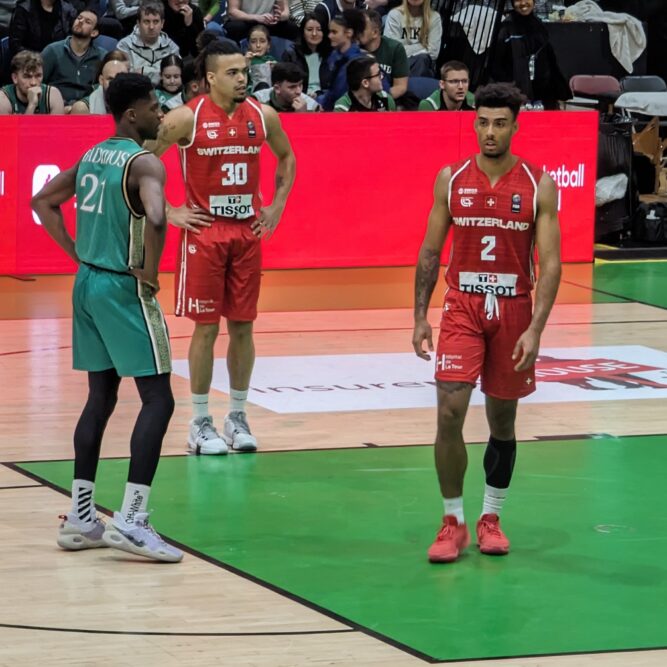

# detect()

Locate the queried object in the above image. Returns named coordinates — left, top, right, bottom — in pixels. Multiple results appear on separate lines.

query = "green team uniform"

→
left=73, top=137, right=171, bottom=377
left=0, top=83, right=52, bottom=114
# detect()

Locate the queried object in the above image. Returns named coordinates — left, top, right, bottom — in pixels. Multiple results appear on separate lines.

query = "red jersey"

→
left=179, top=95, right=267, bottom=223
left=445, top=156, right=543, bottom=298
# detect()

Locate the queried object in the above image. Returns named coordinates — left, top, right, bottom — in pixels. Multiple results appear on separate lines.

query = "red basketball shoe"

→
left=427, top=515, right=470, bottom=563
left=476, top=513, right=510, bottom=555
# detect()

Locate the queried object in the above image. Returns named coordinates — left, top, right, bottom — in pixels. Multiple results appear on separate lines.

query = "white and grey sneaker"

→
left=57, top=513, right=108, bottom=550
left=103, top=512, right=183, bottom=563
left=223, top=411, right=258, bottom=451
left=188, top=416, right=228, bottom=455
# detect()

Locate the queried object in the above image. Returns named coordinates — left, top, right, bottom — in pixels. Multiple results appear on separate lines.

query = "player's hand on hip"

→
left=253, top=204, right=282, bottom=238
left=168, top=204, right=213, bottom=234
left=412, top=319, right=434, bottom=361
left=512, top=327, right=540, bottom=372
left=130, top=268, right=160, bottom=296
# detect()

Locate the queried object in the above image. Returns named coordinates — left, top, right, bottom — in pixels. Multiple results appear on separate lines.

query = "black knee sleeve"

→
left=483, top=436, right=517, bottom=489
left=73, top=369, right=121, bottom=481
left=128, top=374, right=175, bottom=485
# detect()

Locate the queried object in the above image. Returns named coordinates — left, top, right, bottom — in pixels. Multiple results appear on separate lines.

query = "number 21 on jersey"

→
left=79, top=174, right=106, bottom=215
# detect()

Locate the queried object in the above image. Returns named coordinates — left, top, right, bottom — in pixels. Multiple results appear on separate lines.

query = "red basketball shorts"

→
left=174, top=222, right=262, bottom=323
left=434, top=289, right=536, bottom=400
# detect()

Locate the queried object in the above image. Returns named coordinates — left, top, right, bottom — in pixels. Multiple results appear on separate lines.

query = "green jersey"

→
left=75, top=137, right=149, bottom=273
left=0, top=83, right=52, bottom=114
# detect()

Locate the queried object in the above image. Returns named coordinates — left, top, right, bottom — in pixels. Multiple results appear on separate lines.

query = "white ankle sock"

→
left=444, top=496, right=464, bottom=524
left=192, top=393, right=209, bottom=419
left=482, top=484, right=507, bottom=517
left=229, top=388, right=248, bottom=413
left=120, top=483, right=151, bottom=524
left=71, top=479, right=95, bottom=523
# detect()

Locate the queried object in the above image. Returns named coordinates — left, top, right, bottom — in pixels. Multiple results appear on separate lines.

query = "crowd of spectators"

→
left=0, top=0, right=655, bottom=115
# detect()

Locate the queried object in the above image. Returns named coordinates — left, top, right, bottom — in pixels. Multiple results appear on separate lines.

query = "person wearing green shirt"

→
left=419, top=60, right=475, bottom=111
left=31, top=73, right=182, bottom=564
left=334, top=54, right=396, bottom=111
left=0, top=50, right=64, bottom=114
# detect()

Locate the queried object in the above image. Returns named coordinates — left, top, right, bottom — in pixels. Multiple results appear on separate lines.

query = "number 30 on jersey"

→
left=221, top=163, right=248, bottom=186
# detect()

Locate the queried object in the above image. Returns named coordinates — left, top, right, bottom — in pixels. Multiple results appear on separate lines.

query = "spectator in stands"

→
left=164, top=0, right=204, bottom=57
left=313, top=0, right=364, bottom=35
left=181, top=59, right=201, bottom=100
left=109, top=0, right=142, bottom=35
left=359, top=9, right=408, bottom=101
left=224, top=0, right=298, bottom=42
left=288, top=0, right=318, bottom=27
left=41, top=9, right=106, bottom=107
left=0, top=50, right=65, bottom=114
left=200, top=0, right=222, bottom=27
left=117, top=0, right=180, bottom=85
left=0, top=0, right=14, bottom=39
left=281, top=12, right=330, bottom=95
left=419, top=59, right=473, bottom=111
left=156, top=53, right=184, bottom=110
left=491, top=0, right=569, bottom=110
left=253, top=61, right=320, bottom=109
left=70, top=49, right=130, bottom=113
left=9, top=0, right=76, bottom=55
left=316, top=8, right=364, bottom=111
left=383, top=0, right=441, bottom=77
left=334, top=54, right=394, bottom=110
left=245, top=24, right=278, bottom=91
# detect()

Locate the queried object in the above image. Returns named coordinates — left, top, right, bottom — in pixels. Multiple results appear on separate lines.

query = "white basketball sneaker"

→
left=188, top=416, right=228, bottom=455
left=223, top=411, right=258, bottom=451
left=103, top=512, right=183, bottom=563
left=57, top=513, right=108, bottom=550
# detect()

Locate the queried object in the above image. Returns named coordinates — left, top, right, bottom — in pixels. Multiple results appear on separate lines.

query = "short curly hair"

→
left=474, top=82, right=526, bottom=119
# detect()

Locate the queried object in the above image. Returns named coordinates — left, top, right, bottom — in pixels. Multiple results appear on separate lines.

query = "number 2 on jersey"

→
left=79, top=174, right=106, bottom=215
left=221, top=162, right=248, bottom=186
left=481, top=235, right=496, bottom=261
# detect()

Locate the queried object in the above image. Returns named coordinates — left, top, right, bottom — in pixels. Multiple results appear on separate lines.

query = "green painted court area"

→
left=19, top=436, right=667, bottom=662
left=592, top=261, right=667, bottom=307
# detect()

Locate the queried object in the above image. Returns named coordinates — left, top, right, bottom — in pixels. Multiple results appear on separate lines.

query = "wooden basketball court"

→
left=1, top=262, right=666, bottom=666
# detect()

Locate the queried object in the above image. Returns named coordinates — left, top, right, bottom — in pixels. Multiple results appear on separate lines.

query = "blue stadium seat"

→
left=407, top=76, right=439, bottom=100
left=95, top=35, right=118, bottom=52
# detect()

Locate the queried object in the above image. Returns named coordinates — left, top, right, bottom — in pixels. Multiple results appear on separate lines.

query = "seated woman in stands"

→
left=491, top=0, right=569, bottom=109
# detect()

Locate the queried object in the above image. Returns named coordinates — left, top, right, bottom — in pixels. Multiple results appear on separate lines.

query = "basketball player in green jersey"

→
left=31, top=73, right=183, bottom=563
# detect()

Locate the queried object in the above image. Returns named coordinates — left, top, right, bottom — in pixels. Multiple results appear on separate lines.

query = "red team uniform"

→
left=436, top=156, right=543, bottom=399
left=175, top=95, right=267, bottom=323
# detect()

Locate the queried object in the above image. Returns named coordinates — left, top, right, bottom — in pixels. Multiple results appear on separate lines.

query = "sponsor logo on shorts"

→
left=459, top=272, right=518, bottom=296
left=458, top=187, right=478, bottom=195
left=436, top=353, right=463, bottom=373
left=460, top=197, right=474, bottom=207
left=188, top=298, right=216, bottom=314
left=511, top=193, right=521, bottom=213
left=188, top=244, right=197, bottom=254
left=209, top=194, right=254, bottom=219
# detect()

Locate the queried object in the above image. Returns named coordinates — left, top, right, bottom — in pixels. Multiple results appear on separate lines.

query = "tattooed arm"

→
left=412, top=167, right=452, bottom=360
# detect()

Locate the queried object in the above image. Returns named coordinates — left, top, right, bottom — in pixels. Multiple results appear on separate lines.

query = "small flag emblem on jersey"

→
left=485, top=196, right=497, bottom=208
left=228, top=127, right=237, bottom=137
left=511, top=193, right=521, bottom=213
left=247, top=121, right=256, bottom=137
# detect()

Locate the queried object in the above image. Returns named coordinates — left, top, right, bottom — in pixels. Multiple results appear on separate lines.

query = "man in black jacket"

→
left=163, top=0, right=204, bottom=58
left=9, top=0, right=76, bottom=55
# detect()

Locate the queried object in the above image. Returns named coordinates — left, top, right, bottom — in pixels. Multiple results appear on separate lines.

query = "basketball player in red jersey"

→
left=412, top=83, right=561, bottom=563
left=149, top=39, right=296, bottom=454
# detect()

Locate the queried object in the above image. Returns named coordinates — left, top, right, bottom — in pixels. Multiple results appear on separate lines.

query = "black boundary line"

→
left=6, top=433, right=667, bottom=469
left=4, top=461, right=435, bottom=664
left=6, top=442, right=667, bottom=664
left=0, top=622, right=355, bottom=638
left=0, top=484, right=43, bottom=490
